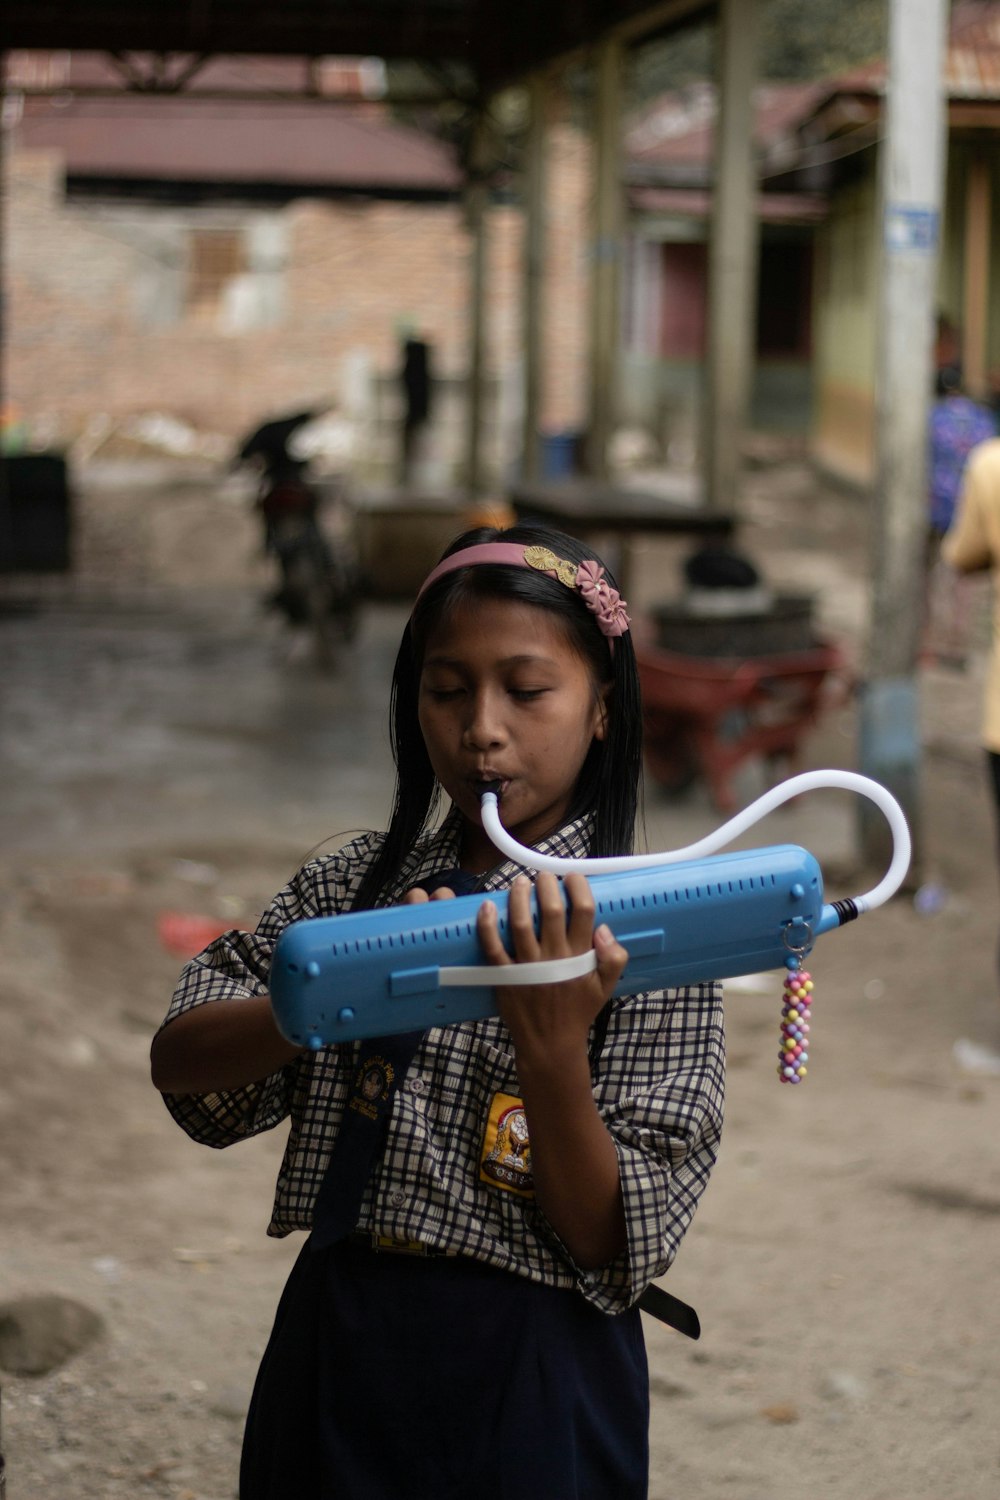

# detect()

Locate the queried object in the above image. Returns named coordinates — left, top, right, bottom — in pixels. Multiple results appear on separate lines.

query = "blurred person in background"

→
left=942, top=431, right=1000, bottom=1074
left=399, top=331, right=433, bottom=486
left=925, top=366, right=997, bottom=668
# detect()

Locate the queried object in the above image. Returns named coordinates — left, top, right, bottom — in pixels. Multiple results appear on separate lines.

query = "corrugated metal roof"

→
left=810, top=0, right=1000, bottom=103
left=629, top=186, right=827, bottom=224
left=14, top=95, right=462, bottom=193
left=945, top=0, right=1000, bottom=96
left=627, top=0, right=1000, bottom=185
left=627, top=82, right=827, bottom=174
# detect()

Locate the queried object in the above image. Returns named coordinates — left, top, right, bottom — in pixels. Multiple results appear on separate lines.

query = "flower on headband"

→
left=521, top=545, right=630, bottom=640
left=575, top=560, right=631, bottom=638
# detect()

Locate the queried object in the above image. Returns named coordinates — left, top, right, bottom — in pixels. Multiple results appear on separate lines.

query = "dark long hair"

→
left=353, top=522, right=644, bottom=910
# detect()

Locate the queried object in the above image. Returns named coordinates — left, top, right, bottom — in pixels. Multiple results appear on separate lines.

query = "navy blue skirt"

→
left=240, top=1237, right=649, bottom=1500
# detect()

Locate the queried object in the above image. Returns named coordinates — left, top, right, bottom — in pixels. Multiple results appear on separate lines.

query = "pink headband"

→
left=416, top=541, right=630, bottom=642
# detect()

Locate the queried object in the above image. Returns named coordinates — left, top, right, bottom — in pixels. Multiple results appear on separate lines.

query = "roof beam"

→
left=3, top=4, right=480, bottom=64
left=611, top=0, right=716, bottom=44
left=4, top=2, right=718, bottom=80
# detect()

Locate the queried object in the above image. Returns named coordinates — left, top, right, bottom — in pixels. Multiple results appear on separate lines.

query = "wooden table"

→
left=508, top=476, right=735, bottom=598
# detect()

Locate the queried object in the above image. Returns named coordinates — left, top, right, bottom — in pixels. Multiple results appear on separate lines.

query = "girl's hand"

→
left=478, top=872, right=630, bottom=1269
left=476, top=871, right=628, bottom=1065
left=402, top=884, right=456, bottom=904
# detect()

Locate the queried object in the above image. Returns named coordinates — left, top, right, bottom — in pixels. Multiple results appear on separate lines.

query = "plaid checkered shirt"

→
left=158, top=810, right=725, bottom=1315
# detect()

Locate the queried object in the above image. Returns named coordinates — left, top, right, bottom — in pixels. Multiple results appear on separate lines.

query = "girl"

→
left=151, top=522, right=725, bottom=1499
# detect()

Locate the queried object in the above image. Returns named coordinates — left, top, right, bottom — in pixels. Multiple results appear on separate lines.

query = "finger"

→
left=476, top=900, right=511, bottom=965
left=536, top=876, right=581, bottom=954
left=594, top=922, right=629, bottom=990
left=536, top=870, right=566, bottom=924
left=506, top=875, right=541, bottom=960
left=402, top=887, right=430, bottom=905
left=562, top=871, right=597, bottom=951
left=428, top=886, right=455, bottom=901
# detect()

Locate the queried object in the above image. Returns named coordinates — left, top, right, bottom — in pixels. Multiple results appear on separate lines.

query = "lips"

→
left=471, top=775, right=510, bottom=800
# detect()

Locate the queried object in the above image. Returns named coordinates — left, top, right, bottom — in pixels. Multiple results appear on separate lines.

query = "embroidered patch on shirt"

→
left=348, top=1054, right=395, bottom=1121
left=480, top=1091, right=535, bottom=1197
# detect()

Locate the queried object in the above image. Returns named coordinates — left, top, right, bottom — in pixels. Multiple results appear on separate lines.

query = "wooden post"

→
left=521, top=72, right=548, bottom=484
left=0, top=61, right=11, bottom=573
left=860, top=0, right=949, bottom=873
left=464, top=111, right=491, bottom=498
left=703, top=0, right=760, bottom=514
left=586, top=36, right=624, bottom=480
left=962, top=153, right=991, bottom=400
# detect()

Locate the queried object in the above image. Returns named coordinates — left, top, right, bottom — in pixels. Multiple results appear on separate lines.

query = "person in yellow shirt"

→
left=943, top=436, right=1000, bottom=1073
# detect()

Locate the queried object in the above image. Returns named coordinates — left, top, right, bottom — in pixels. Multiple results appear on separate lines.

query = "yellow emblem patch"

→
left=479, top=1091, right=534, bottom=1197
left=348, top=1054, right=395, bottom=1120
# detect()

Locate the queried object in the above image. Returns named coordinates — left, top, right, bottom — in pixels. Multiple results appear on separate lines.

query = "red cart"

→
left=636, top=634, right=847, bottom=812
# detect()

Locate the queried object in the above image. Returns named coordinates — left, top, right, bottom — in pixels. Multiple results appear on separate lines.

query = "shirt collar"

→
left=389, top=804, right=595, bottom=899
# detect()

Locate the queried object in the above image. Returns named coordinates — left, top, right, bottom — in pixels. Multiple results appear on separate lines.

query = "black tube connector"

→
left=831, top=898, right=860, bottom=925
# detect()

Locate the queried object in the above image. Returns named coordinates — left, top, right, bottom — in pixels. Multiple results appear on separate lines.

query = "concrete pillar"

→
left=860, top=0, right=949, bottom=873
left=703, top=0, right=760, bottom=514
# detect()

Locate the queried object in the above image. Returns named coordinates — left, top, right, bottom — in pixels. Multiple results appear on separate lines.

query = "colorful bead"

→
left=778, top=969, right=813, bottom=1084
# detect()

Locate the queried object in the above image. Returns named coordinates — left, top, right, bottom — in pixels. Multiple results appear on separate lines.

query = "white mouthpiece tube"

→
left=480, top=769, right=911, bottom=916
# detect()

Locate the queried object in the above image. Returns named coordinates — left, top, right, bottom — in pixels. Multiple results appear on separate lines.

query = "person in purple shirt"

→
left=926, top=365, right=997, bottom=666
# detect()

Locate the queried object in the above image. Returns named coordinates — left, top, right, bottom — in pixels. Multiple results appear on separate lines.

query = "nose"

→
left=462, top=688, right=506, bottom=751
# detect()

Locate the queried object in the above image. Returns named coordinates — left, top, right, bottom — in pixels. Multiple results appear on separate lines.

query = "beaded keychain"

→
left=778, top=958, right=813, bottom=1084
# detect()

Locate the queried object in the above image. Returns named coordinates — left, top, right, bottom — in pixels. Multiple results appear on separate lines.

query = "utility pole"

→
left=860, top=0, right=949, bottom=873
left=463, top=108, right=492, bottom=498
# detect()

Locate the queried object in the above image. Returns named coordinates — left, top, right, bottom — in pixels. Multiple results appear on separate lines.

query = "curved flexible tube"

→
left=480, top=768, right=911, bottom=917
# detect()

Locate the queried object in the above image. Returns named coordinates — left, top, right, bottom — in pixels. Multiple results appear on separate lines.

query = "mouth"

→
left=471, top=775, right=510, bottom=802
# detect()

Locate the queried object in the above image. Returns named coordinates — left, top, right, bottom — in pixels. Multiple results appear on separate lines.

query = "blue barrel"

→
left=540, top=431, right=581, bottom=480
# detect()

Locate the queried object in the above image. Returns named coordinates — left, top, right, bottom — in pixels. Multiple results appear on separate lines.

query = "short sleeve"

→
left=155, top=847, right=363, bottom=1148
left=944, top=447, right=996, bottom=573
left=545, top=984, right=725, bottom=1315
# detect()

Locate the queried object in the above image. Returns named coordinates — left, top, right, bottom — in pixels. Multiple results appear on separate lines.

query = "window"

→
left=186, top=229, right=246, bottom=319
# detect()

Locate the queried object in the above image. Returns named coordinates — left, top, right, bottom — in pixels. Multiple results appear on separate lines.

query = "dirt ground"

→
left=1, top=458, right=999, bottom=1500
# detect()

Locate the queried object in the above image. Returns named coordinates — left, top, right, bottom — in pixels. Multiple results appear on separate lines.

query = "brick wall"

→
left=5, top=112, right=593, bottom=484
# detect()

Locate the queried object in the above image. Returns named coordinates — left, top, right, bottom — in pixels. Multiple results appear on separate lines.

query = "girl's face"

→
left=417, top=596, right=608, bottom=871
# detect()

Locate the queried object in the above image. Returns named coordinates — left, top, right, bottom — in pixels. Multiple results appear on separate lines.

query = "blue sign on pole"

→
left=884, top=205, right=940, bottom=253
